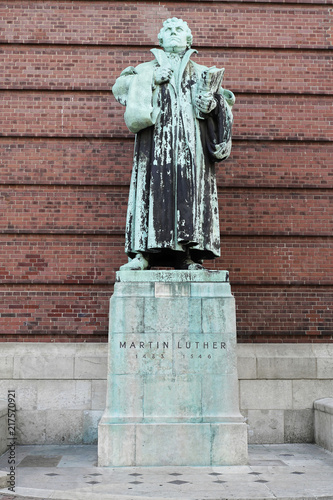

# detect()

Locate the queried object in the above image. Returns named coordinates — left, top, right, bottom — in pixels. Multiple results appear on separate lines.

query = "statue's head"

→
left=158, top=18, right=193, bottom=53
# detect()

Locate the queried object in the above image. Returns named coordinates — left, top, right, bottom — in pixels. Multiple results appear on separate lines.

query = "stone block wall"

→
left=0, top=343, right=332, bottom=445
left=0, top=344, right=107, bottom=445
left=314, top=398, right=333, bottom=452
left=0, top=400, right=8, bottom=455
left=0, top=0, right=332, bottom=344
left=238, top=344, right=333, bottom=443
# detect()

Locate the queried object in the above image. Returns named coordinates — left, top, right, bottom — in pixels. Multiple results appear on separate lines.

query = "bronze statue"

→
left=113, top=17, right=235, bottom=270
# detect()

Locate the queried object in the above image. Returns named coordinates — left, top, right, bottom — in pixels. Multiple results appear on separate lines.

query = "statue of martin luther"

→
left=112, top=17, right=235, bottom=270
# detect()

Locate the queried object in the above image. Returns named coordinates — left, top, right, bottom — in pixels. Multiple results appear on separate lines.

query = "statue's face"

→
left=160, top=22, right=188, bottom=53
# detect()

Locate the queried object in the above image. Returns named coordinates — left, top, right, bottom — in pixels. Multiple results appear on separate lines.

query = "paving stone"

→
left=18, top=455, right=62, bottom=467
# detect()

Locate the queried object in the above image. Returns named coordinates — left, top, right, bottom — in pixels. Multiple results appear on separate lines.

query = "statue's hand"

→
left=154, top=67, right=173, bottom=85
left=195, top=93, right=216, bottom=114
left=214, top=140, right=232, bottom=160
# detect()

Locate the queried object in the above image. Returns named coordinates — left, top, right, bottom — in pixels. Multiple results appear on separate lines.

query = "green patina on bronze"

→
left=112, top=18, right=235, bottom=271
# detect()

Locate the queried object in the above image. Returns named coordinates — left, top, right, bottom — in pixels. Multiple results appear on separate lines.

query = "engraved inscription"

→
left=119, top=341, right=170, bottom=349
left=118, top=340, right=226, bottom=350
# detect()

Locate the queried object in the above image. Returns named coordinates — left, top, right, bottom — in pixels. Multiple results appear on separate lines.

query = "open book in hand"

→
left=197, top=66, right=225, bottom=95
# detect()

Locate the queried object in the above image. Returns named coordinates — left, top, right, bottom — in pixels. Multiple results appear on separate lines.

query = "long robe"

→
left=112, top=48, right=234, bottom=266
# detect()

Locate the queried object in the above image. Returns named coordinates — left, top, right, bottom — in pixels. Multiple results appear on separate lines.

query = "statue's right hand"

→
left=154, top=67, right=173, bottom=85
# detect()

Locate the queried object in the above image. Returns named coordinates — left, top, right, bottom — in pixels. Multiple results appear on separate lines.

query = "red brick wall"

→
left=0, top=1, right=332, bottom=343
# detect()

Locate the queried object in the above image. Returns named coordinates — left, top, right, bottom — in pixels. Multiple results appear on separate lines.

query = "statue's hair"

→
left=158, top=17, right=193, bottom=49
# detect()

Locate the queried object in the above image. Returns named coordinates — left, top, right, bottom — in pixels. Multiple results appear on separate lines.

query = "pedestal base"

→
left=98, top=422, right=248, bottom=466
left=98, top=270, right=248, bottom=466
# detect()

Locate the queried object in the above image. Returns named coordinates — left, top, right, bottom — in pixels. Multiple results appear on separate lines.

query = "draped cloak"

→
left=112, top=48, right=235, bottom=266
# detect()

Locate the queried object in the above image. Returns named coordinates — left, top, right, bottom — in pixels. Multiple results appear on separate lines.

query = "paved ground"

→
left=0, top=443, right=332, bottom=500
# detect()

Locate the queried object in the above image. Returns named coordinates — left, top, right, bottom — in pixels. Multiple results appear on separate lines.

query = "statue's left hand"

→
left=195, top=93, right=216, bottom=114
left=214, top=140, right=232, bottom=160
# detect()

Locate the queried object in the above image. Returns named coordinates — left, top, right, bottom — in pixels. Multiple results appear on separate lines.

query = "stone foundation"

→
left=0, top=343, right=332, bottom=447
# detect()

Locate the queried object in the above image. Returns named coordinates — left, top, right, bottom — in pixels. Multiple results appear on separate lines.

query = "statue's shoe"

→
left=175, top=258, right=205, bottom=270
left=187, top=262, right=205, bottom=270
left=120, top=254, right=150, bottom=271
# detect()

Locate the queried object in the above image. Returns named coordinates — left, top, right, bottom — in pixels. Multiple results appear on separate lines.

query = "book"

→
left=197, top=66, right=225, bottom=95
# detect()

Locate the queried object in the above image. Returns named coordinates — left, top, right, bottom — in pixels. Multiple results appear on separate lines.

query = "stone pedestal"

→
left=98, top=270, right=248, bottom=466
